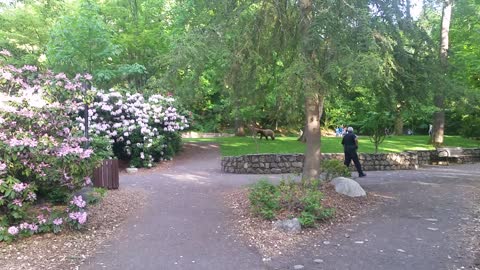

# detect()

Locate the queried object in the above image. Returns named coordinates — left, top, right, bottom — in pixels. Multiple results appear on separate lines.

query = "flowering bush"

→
left=66, top=195, right=88, bottom=230
left=0, top=49, right=112, bottom=242
left=0, top=173, right=37, bottom=222
left=72, top=91, right=189, bottom=168
left=0, top=104, right=109, bottom=201
left=0, top=195, right=89, bottom=242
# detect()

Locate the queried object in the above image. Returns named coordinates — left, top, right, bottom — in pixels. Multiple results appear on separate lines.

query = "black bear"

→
left=254, top=128, right=275, bottom=140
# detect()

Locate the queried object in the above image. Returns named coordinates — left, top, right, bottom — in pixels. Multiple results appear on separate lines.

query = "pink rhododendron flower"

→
left=53, top=218, right=63, bottom=226
left=37, top=214, right=47, bottom=224
left=13, top=183, right=28, bottom=192
left=7, top=226, right=19, bottom=235
left=12, top=199, right=23, bottom=207
left=70, top=195, right=86, bottom=208
left=27, top=192, right=37, bottom=201
left=29, top=224, right=38, bottom=233
left=84, top=176, right=92, bottom=186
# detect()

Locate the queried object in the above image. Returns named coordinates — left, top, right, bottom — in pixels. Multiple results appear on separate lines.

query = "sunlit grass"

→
left=184, top=135, right=480, bottom=156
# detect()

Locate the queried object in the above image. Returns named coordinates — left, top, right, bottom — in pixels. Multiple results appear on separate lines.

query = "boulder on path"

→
left=331, top=177, right=366, bottom=197
left=273, top=218, right=302, bottom=233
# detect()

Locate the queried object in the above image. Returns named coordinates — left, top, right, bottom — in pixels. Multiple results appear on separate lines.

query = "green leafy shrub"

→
left=249, top=177, right=335, bottom=227
left=248, top=179, right=280, bottom=220
left=85, top=187, right=108, bottom=205
left=298, top=211, right=316, bottom=227
left=322, top=159, right=351, bottom=181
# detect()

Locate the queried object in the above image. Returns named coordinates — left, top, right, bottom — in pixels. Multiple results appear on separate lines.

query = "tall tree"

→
left=47, top=0, right=119, bottom=86
left=433, top=0, right=453, bottom=145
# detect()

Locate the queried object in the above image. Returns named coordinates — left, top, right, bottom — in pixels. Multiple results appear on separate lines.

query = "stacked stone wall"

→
left=221, top=148, right=480, bottom=174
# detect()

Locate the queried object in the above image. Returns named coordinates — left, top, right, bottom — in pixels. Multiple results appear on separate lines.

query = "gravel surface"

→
left=0, top=188, right=147, bottom=270
left=225, top=184, right=384, bottom=258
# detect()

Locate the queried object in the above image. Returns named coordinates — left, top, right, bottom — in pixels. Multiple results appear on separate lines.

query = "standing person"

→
left=341, top=127, right=366, bottom=177
left=428, top=124, right=433, bottom=136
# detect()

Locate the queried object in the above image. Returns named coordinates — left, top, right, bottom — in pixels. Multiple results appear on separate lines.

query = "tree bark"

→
left=297, top=124, right=307, bottom=142
left=302, top=94, right=324, bottom=180
left=433, top=0, right=453, bottom=145
left=394, top=109, right=403, bottom=135
left=234, top=118, right=245, bottom=136
left=299, top=0, right=324, bottom=180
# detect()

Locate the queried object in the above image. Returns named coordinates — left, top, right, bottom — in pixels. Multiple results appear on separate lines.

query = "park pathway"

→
left=82, top=143, right=480, bottom=270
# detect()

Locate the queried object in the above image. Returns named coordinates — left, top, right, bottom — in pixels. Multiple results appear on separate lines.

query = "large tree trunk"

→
left=302, top=94, right=324, bottom=180
left=433, top=0, right=453, bottom=145
left=299, top=0, right=324, bottom=180
left=394, top=109, right=403, bottom=135
left=234, top=118, right=245, bottom=136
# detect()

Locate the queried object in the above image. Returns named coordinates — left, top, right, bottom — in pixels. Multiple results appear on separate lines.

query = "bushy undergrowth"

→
left=321, top=159, right=351, bottom=181
left=249, top=178, right=334, bottom=227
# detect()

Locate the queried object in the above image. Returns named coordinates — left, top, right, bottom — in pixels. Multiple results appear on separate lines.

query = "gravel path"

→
left=81, top=143, right=480, bottom=270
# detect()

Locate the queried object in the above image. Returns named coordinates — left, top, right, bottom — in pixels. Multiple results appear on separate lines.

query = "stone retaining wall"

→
left=221, top=148, right=480, bottom=174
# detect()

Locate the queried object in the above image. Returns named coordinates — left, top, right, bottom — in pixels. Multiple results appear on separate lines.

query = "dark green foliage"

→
left=37, top=187, right=71, bottom=204
left=460, top=115, right=480, bottom=139
left=249, top=177, right=334, bottom=227
left=248, top=179, right=280, bottom=220
left=85, top=187, right=108, bottom=205
left=321, top=160, right=351, bottom=181
left=361, top=112, right=394, bottom=153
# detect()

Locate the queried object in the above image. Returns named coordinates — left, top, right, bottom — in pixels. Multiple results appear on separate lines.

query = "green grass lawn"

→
left=184, top=135, right=480, bottom=156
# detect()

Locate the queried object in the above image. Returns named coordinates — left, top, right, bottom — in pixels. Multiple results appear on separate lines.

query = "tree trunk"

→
left=299, top=0, right=324, bottom=180
left=302, top=94, right=324, bottom=180
left=433, top=0, right=453, bottom=145
left=234, top=118, right=245, bottom=136
left=297, top=124, right=307, bottom=142
left=394, top=110, right=403, bottom=135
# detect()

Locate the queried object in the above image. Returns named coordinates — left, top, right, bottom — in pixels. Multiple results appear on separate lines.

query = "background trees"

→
left=1, top=0, right=478, bottom=177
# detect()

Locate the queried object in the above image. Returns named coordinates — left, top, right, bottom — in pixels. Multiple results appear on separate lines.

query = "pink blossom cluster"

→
left=53, top=218, right=63, bottom=226
left=68, top=211, right=88, bottom=225
left=12, top=182, right=28, bottom=192
left=70, top=195, right=86, bottom=208
left=8, top=137, right=38, bottom=148
left=1, top=49, right=93, bottom=103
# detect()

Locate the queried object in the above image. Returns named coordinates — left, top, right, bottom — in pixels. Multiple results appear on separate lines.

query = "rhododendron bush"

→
left=74, top=91, right=189, bottom=168
left=0, top=103, right=110, bottom=242
left=0, top=49, right=188, bottom=241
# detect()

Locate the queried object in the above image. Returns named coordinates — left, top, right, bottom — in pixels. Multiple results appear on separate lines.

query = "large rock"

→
left=273, top=218, right=301, bottom=233
left=331, top=177, right=366, bottom=197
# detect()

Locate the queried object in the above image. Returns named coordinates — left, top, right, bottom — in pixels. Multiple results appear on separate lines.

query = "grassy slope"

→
left=184, top=135, right=480, bottom=156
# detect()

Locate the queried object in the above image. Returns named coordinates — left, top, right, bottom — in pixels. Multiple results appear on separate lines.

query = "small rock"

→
left=427, top=227, right=439, bottom=231
left=314, top=259, right=324, bottom=263
left=273, top=218, right=301, bottom=233
left=354, top=241, right=364, bottom=244
left=344, top=234, right=350, bottom=238
left=323, top=241, right=330, bottom=245
left=425, top=218, right=438, bottom=222
left=293, top=265, right=304, bottom=269
left=397, top=249, right=406, bottom=253
left=126, top=167, right=138, bottom=174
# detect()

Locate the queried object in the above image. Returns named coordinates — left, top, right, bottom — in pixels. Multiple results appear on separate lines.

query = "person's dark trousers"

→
left=344, top=149, right=364, bottom=175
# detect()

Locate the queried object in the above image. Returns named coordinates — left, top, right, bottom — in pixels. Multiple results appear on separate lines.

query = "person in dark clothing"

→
left=341, top=127, right=366, bottom=177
